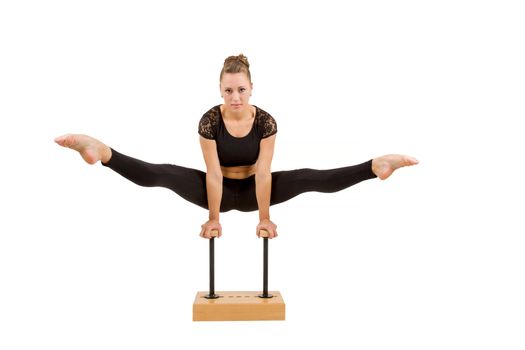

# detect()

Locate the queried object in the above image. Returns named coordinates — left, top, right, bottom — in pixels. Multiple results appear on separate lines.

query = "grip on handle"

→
left=210, top=229, right=268, bottom=237
left=259, top=229, right=269, bottom=238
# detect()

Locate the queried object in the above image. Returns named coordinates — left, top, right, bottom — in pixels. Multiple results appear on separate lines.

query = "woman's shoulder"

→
left=254, top=105, right=277, bottom=138
left=198, top=105, right=221, bottom=139
left=254, top=105, right=272, bottom=118
left=202, top=105, right=221, bottom=120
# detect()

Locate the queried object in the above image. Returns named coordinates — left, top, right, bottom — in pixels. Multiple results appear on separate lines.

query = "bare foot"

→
left=372, top=154, right=419, bottom=180
left=54, top=134, right=112, bottom=164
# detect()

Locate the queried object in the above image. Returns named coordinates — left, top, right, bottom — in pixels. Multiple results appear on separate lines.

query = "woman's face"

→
left=220, top=72, right=253, bottom=112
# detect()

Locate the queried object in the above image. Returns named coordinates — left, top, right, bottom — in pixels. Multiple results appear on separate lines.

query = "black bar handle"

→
left=258, top=229, right=273, bottom=299
left=205, top=230, right=219, bottom=299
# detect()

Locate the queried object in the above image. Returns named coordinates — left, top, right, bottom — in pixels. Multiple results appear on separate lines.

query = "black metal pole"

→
left=259, top=237, right=273, bottom=298
left=205, top=237, right=219, bottom=299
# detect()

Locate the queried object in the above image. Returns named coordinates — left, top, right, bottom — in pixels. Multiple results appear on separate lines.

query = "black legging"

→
left=102, top=148, right=377, bottom=212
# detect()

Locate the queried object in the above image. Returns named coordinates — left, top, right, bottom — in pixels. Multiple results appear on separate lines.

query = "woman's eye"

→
left=225, top=89, right=232, bottom=94
left=240, top=88, right=246, bottom=93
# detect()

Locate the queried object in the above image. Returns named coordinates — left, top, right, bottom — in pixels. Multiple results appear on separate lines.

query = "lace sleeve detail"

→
left=198, top=107, right=219, bottom=139
left=259, top=109, right=277, bottom=138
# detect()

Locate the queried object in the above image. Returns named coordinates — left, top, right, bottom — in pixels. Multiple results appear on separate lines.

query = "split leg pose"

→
left=54, top=133, right=418, bottom=228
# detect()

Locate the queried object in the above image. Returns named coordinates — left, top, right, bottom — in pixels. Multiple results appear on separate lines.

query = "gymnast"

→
left=55, top=54, right=418, bottom=240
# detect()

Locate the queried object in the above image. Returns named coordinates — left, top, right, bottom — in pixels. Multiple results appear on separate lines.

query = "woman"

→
left=55, top=54, right=418, bottom=240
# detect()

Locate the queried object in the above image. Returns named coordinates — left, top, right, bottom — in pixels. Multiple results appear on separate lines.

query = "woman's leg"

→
left=231, top=160, right=376, bottom=212
left=54, top=134, right=225, bottom=211
left=102, top=148, right=210, bottom=210
left=234, top=155, right=418, bottom=211
left=270, top=160, right=377, bottom=207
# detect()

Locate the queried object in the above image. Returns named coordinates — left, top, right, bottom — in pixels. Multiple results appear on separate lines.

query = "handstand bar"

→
left=258, top=229, right=273, bottom=299
left=204, top=230, right=220, bottom=299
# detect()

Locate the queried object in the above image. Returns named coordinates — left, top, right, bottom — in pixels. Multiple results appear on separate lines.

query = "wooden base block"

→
left=193, top=291, right=285, bottom=321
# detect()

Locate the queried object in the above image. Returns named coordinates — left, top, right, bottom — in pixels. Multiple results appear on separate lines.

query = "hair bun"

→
left=225, top=54, right=249, bottom=68
left=237, top=54, right=249, bottom=68
left=220, top=54, right=252, bottom=82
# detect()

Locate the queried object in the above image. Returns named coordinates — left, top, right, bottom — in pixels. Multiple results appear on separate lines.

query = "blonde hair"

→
left=220, top=54, right=251, bottom=82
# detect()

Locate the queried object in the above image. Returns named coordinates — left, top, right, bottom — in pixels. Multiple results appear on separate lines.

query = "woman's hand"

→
left=200, top=219, right=222, bottom=239
left=256, top=219, right=278, bottom=239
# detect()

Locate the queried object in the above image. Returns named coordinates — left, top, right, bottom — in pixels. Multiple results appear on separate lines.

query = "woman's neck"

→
left=221, top=104, right=253, bottom=121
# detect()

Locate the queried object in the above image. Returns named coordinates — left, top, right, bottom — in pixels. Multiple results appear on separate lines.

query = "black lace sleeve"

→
left=259, top=109, right=277, bottom=138
left=198, top=107, right=219, bottom=140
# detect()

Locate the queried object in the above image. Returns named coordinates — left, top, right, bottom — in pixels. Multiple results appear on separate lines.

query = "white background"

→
left=1, top=0, right=524, bottom=349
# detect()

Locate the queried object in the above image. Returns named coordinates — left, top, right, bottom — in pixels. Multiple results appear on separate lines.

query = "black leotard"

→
left=198, top=105, right=277, bottom=167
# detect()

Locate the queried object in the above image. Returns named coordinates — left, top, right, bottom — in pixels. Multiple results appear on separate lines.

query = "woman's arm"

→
left=255, top=134, right=277, bottom=237
left=199, top=136, right=223, bottom=238
left=206, top=172, right=222, bottom=221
